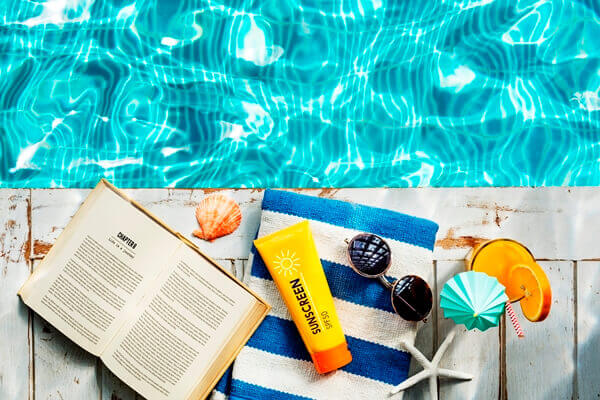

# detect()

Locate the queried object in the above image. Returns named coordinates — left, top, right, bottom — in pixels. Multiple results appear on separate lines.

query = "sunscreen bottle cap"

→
left=311, top=342, right=352, bottom=374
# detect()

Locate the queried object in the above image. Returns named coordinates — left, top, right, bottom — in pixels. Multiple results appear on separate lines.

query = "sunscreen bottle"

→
left=254, top=221, right=352, bottom=374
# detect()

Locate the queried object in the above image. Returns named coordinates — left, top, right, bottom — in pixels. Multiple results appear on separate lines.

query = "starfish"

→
left=390, top=326, right=473, bottom=399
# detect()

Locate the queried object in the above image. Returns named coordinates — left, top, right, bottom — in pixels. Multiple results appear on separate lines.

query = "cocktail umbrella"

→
left=440, top=271, right=507, bottom=331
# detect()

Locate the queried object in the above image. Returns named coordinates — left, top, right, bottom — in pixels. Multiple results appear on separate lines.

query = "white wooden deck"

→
left=1, top=188, right=598, bottom=400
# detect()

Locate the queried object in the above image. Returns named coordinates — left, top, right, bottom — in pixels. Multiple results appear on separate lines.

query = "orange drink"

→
left=466, top=239, right=552, bottom=322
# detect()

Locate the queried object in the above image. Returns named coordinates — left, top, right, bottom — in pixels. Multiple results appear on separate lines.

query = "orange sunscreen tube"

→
left=254, top=220, right=352, bottom=374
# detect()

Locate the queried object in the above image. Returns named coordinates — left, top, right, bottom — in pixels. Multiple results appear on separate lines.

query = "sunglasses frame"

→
left=346, top=233, right=432, bottom=321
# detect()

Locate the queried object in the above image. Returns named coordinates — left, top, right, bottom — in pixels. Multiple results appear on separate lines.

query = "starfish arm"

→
left=400, top=341, right=432, bottom=369
left=429, top=375, right=438, bottom=400
left=432, top=325, right=460, bottom=364
left=389, top=370, right=432, bottom=395
left=393, top=327, right=470, bottom=399
left=437, top=368, right=474, bottom=381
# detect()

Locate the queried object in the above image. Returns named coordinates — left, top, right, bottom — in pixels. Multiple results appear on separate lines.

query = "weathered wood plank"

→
left=403, top=261, right=436, bottom=400
left=436, top=260, right=500, bottom=400
left=0, top=190, right=31, bottom=400
left=576, top=261, right=600, bottom=399
left=30, top=189, right=92, bottom=258
left=124, top=189, right=263, bottom=260
left=31, top=260, right=101, bottom=399
left=506, top=261, right=575, bottom=400
left=102, top=365, right=136, bottom=400
left=222, top=259, right=245, bottom=281
left=129, top=187, right=600, bottom=261
left=30, top=190, right=256, bottom=267
left=30, top=189, right=263, bottom=260
left=31, top=187, right=600, bottom=261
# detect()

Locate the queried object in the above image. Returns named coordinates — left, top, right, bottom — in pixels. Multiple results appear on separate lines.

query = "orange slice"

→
left=468, top=239, right=536, bottom=302
left=507, top=263, right=552, bottom=322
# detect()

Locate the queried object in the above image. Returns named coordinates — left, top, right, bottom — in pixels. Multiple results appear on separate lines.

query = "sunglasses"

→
left=346, top=233, right=433, bottom=322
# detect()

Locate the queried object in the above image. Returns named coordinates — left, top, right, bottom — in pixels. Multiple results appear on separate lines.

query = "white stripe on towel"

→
left=210, top=390, right=227, bottom=400
left=232, top=347, right=394, bottom=400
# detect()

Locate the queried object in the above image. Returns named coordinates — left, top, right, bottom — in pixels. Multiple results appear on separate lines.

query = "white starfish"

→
left=390, top=326, right=473, bottom=399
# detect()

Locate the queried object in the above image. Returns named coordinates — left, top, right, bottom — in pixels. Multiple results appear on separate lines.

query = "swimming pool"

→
left=1, top=0, right=599, bottom=188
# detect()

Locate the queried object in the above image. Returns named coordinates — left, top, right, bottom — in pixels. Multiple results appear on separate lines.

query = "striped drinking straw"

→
left=505, top=301, right=525, bottom=338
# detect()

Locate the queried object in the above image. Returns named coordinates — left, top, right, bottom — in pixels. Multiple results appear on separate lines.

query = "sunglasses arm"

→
left=378, top=275, right=393, bottom=290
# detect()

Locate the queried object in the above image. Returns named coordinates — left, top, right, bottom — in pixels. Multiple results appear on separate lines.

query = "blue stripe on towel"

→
left=230, top=379, right=312, bottom=400
left=262, top=189, right=438, bottom=250
left=251, top=248, right=396, bottom=314
left=215, top=366, right=232, bottom=394
left=247, top=315, right=411, bottom=385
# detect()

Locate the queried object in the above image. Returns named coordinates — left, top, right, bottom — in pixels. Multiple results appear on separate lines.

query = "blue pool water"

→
left=1, top=0, right=600, bottom=188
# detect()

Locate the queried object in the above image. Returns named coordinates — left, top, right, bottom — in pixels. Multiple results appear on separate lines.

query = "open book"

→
left=18, top=180, right=270, bottom=400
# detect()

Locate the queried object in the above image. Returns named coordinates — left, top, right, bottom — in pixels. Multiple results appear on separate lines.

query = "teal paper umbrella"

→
left=440, top=271, right=507, bottom=331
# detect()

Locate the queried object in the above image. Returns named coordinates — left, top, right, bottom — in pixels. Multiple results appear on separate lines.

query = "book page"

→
left=18, top=184, right=182, bottom=355
left=101, top=244, right=256, bottom=400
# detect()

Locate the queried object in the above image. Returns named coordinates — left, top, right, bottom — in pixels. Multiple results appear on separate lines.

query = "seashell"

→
left=391, top=275, right=433, bottom=322
left=347, top=233, right=391, bottom=277
left=440, top=271, right=507, bottom=331
left=193, top=194, right=242, bottom=241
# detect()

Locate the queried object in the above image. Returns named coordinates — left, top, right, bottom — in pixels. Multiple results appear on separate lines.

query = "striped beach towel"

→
left=213, top=189, right=438, bottom=399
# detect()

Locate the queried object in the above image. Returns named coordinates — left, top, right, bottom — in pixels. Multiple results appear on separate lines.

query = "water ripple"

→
left=1, top=0, right=600, bottom=187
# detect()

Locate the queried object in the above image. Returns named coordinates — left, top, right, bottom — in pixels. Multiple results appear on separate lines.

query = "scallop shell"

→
left=193, top=194, right=242, bottom=241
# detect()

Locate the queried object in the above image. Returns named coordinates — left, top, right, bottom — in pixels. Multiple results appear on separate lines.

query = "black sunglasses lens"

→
left=391, top=275, right=432, bottom=321
left=348, top=234, right=391, bottom=277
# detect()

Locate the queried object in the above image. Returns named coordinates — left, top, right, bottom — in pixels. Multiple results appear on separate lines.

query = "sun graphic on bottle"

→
left=273, top=250, right=300, bottom=277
